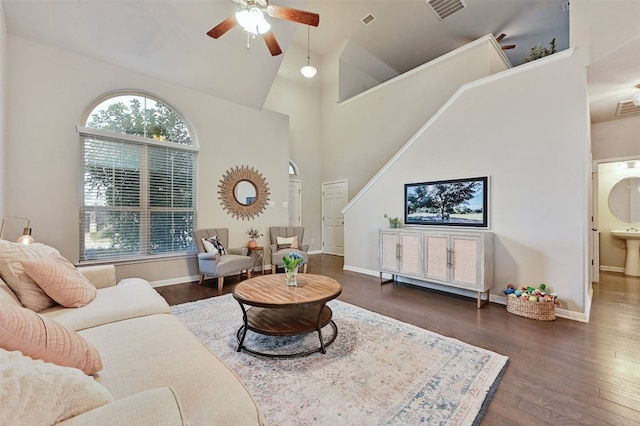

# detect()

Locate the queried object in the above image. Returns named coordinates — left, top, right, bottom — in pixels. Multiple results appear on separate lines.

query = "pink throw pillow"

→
left=290, top=235, right=299, bottom=249
left=0, top=303, right=103, bottom=375
left=21, top=254, right=97, bottom=308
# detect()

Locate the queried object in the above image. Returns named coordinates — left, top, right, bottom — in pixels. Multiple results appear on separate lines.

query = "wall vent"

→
left=427, top=0, right=467, bottom=20
left=615, top=101, right=640, bottom=118
left=362, top=14, right=375, bottom=25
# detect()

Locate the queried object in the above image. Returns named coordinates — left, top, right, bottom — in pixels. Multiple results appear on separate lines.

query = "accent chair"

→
left=194, top=228, right=252, bottom=291
left=269, top=226, right=309, bottom=274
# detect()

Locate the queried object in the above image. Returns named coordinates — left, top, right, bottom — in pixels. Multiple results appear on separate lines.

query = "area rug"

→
left=171, top=294, right=508, bottom=425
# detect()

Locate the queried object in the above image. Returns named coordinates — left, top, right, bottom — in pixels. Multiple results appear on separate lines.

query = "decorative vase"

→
left=248, top=239, right=257, bottom=249
left=285, top=266, right=299, bottom=286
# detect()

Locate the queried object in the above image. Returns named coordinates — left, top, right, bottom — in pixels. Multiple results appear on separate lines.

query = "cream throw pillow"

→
left=21, top=254, right=97, bottom=308
left=0, top=240, right=59, bottom=311
left=0, top=303, right=103, bottom=375
left=276, top=235, right=299, bottom=249
left=0, top=349, right=113, bottom=425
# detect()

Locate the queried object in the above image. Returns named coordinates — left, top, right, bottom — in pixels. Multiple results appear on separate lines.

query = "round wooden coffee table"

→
left=232, top=274, right=342, bottom=358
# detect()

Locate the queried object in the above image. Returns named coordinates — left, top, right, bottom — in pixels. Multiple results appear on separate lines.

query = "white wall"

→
left=592, top=115, right=640, bottom=161
left=343, top=50, right=592, bottom=317
left=321, top=37, right=510, bottom=200
left=5, top=35, right=289, bottom=284
left=265, top=40, right=323, bottom=253
left=0, top=4, right=6, bottom=217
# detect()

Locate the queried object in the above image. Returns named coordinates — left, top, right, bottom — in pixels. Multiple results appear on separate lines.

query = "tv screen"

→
left=404, top=176, right=488, bottom=227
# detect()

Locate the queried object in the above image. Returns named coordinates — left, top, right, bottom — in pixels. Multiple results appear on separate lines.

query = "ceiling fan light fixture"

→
left=632, top=92, right=640, bottom=107
left=236, top=7, right=271, bottom=35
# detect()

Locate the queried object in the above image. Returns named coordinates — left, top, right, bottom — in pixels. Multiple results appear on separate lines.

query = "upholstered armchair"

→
left=269, top=226, right=309, bottom=274
left=194, top=228, right=252, bottom=291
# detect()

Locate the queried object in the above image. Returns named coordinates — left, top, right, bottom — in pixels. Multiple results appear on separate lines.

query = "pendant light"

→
left=300, top=27, right=317, bottom=79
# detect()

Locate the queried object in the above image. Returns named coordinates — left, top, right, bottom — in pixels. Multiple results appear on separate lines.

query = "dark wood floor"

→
left=156, top=254, right=640, bottom=425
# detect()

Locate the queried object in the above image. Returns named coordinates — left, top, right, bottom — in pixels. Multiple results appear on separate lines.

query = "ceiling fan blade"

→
left=495, top=33, right=506, bottom=42
left=207, top=16, right=236, bottom=39
left=263, top=31, right=283, bottom=56
left=266, top=5, right=319, bottom=27
left=501, top=44, right=516, bottom=50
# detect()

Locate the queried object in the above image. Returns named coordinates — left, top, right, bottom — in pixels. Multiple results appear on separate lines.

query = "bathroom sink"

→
left=611, top=229, right=640, bottom=240
left=611, top=230, right=640, bottom=276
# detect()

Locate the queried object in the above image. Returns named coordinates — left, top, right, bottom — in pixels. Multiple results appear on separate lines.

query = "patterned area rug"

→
left=172, top=294, right=508, bottom=425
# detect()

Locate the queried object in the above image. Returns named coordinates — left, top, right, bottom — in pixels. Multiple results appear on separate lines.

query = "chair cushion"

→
left=21, top=254, right=97, bottom=308
left=0, top=348, right=113, bottom=425
left=0, top=303, right=103, bottom=375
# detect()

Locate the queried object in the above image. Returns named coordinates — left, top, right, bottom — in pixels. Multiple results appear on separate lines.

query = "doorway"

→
left=322, top=180, right=347, bottom=256
left=594, top=156, right=640, bottom=277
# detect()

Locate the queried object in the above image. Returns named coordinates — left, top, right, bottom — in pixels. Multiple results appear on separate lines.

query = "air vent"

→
left=427, top=0, right=467, bottom=20
left=362, top=14, right=375, bottom=25
left=616, top=101, right=640, bottom=118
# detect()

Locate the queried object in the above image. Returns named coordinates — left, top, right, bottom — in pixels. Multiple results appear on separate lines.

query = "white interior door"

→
left=289, top=179, right=301, bottom=226
left=322, top=180, right=347, bottom=256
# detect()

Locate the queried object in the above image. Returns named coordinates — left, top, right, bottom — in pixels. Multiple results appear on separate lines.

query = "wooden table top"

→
left=233, top=274, right=342, bottom=308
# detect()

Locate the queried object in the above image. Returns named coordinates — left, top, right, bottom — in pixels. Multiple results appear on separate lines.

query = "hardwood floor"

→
left=156, top=254, right=640, bottom=425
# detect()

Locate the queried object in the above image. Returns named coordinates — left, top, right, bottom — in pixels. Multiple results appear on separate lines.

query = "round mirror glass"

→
left=609, top=177, right=640, bottom=223
left=234, top=180, right=257, bottom=206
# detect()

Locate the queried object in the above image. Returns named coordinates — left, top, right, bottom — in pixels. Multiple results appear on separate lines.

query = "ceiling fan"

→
left=495, top=33, right=516, bottom=50
left=207, top=0, right=320, bottom=56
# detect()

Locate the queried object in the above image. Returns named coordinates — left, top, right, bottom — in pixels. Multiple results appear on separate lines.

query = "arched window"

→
left=289, top=160, right=299, bottom=175
left=78, top=92, right=198, bottom=262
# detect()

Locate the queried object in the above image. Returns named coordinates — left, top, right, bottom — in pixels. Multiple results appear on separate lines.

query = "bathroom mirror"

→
left=609, top=177, right=640, bottom=223
left=218, top=165, right=270, bottom=220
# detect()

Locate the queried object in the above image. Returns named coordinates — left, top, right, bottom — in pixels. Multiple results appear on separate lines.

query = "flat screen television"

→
left=404, top=176, right=488, bottom=227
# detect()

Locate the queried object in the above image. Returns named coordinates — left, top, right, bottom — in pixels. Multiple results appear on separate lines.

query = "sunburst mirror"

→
left=218, top=165, right=270, bottom=220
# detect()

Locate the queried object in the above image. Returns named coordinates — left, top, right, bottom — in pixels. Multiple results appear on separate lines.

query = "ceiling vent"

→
left=362, top=14, right=375, bottom=25
left=615, top=101, right=640, bottom=118
left=427, top=0, right=467, bottom=20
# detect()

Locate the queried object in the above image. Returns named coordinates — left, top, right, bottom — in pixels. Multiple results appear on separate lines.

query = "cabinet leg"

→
left=476, top=289, right=490, bottom=308
left=380, top=272, right=394, bottom=285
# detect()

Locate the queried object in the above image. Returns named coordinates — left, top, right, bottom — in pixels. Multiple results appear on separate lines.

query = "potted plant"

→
left=384, top=214, right=402, bottom=228
left=523, top=37, right=557, bottom=63
left=283, top=251, right=304, bottom=286
left=246, top=227, right=263, bottom=248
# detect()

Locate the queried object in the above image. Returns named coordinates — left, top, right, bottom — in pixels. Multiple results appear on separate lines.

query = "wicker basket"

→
left=506, top=296, right=557, bottom=321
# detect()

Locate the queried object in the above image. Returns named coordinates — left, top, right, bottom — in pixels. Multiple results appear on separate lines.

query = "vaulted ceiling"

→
left=2, top=0, right=637, bottom=123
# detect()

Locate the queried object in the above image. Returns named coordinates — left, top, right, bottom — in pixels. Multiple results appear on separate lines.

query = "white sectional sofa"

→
left=0, top=262, right=264, bottom=425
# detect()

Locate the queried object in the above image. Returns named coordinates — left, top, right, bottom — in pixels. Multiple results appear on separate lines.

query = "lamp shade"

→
left=235, top=7, right=271, bottom=35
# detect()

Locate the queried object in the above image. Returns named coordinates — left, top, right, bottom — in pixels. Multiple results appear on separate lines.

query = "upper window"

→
left=79, top=92, right=198, bottom=262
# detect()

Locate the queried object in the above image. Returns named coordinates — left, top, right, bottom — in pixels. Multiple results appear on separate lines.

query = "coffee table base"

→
left=236, top=304, right=338, bottom=358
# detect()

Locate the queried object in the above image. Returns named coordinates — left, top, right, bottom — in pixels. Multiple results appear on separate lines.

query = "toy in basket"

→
left=504, top=283, right=558, bottom=321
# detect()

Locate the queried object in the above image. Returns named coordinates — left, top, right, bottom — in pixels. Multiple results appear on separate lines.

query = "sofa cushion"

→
left=79, top=314, right=264, bottom=425
left=21, top=254, right=97, bottom=308
left=0, top=303, right=103, bottom=375
left=57, top=387, right=187, bottom=426
left=0, top=348, right=113, bottom=425
left=41, top=278, right=171, bottom=331
left=0, top=240, right=59, bottom=311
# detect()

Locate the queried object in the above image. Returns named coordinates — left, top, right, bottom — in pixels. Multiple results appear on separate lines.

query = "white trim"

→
left=600, top=265, right=625, bottom=273
left=337, top=34, right=512, bottom=106
left=341, top=48, right=576, bottom=215
left=77, top=126, right=199, bottom=152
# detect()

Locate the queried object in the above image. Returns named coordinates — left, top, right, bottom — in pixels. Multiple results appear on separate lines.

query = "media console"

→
left=378, top=228, right=494, bottom=308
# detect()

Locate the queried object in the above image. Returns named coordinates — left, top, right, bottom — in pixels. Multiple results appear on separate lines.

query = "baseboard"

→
left=600, top=265, right=624, bottom=273
left=151, top=275, right=200, bottom=288
left=343, top=264, right=589, bottom=322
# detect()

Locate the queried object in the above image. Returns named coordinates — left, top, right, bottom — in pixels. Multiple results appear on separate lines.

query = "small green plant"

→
left=384, top=213, right=401, bottom=228
left=246, top=227, right=263, bottom=240
left=283, top=251, right=304, bottom=271
left=523, top=37, right=557, bottom=63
